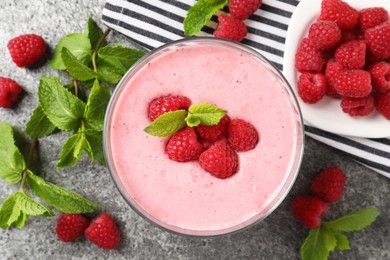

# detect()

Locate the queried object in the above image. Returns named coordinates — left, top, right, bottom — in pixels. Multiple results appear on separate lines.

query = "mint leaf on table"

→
left=301, top=226, right=337, bottom=260
left=49, top=33, right=92, bottom=70
left=38, top=76, right=85, bottom=131
left=84, top=17, right=105, bottom=49
left=186, top=103, right=226, bottom=127
left=0, top=194, right=22, bottom=229
left=26, top=170, right=100, bottom=214
left=97, top=45, right=145, bottom=74
left=96, top=57, right=123, bottom=84
left=144, top=110, right=188, bottom=137
left=14, top=192, right=53, bottom=217
left=334, top=231, right=350, bottom=250
left=323, top=207, right=380, bottom=232
left=183, top=0, right=228, bottom=36
left=56, top=132, right=90, bottom=168
left=0, top=122, right=25, bottom=184
left=26, top=105, right=56, bottom=138
left=61, top=47, right=97, bottom=81
left=84, top=130, right=106, bottom=165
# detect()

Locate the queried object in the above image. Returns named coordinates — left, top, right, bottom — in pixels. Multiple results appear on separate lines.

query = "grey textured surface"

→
left=0, top=0, right=389, bottom=259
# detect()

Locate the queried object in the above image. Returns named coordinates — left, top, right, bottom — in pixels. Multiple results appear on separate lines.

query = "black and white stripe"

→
left=102, top=0, right=390, bottom=178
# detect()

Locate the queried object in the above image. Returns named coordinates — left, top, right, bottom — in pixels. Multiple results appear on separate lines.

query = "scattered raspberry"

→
left=308, top=21, right=341, bottom=49
left=7, top=34, right=46, bottom=67
left=375, top=91, right=390, bottom=120
left=368, top=62, right=390, bottom=92
left=199, top=140, right=238, bottom=179
left=166, top=127, right=204, bottom=162
left=85, top=213, right=120, bottom=250
left=148, top=95, right=191, bottom=121
left=311, top=167, right=347, bottom=203
left=295, top=38, right=325, bottom=72
left=55, top=214, right=89, bottom=242
left=228, top=119, right=258, bottom=151
left=333, top=70, right=372, bottom=98
left=359, top=7, right=389, bottom=32
left=214, top=15, right=247, bottom=42
left=297, top=72, right=327, bottom=104
left=291, top=196, right=328, bottom=228
left=319, top=0, right=359, bottom=30
left=340, top=95, right=374, bottom=116
left=365, top=22, right=390, bottom=59
left=324, top=59, right=345, bottom=96
left=196, top=114, right=230, bottom=143
left=335, top=40, right=366, bottom=69
left=0, top=77, right=23, bottom=108
left=229, top=0, right=262, bottom=20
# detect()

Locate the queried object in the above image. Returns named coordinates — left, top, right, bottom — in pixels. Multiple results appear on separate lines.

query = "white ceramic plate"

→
left=283, top=0, right=390, bottom=138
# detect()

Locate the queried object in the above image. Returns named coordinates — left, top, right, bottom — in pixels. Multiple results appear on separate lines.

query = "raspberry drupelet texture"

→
left=375, top=91, right=390, bottom=120
left=7, top=34, right=46, bottom=67
left=364, top=22, right=390, bottom=59
left=359, top=7, right=389, bottom=32
left=229, top=0, right=262, bottom=20
left=55, top=214, right=90, bottom=242
left=311, top=167, right=347, bottom=202
left=335, top=40, right=367, bottom=70
left=85, top=213, right=120, bottom=250
left=291, top=196, right=329, bottom=228
left=166, top=127, right=204, bottom=162
left=147, top=95, right=191, bottom=121
left=333, top=70, right=372, bottom=98
left=228, top=119, right=259, bottom=151
left=196, top=114, right=230, bottom=143
left=295, top=38, right=325, bottom=72
left=308, top=21, right=341, bottom=49
left=368, top=62, right=390, bottom=92
left=297, top=72, right=327, bottom=104
left=340, top=95, right=375, bottom=117
left=213, top=15, right=247, bottom=42
left=319, top=0, right=359, bottom=30
left=0, top=77, right=23, bottom=108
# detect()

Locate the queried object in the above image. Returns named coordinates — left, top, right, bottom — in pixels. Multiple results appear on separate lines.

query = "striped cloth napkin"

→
left=101, top=0, right=390, bottom=178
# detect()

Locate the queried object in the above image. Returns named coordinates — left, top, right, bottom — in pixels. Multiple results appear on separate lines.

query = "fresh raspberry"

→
left=333, top=70, right=372, bottom=98
left=295, top=38, right=325, bottom=72
left=311, top=167, right=347, bottom=203
left=375, top=91, right=390, bottom=120
left=166, top=127, right=204, bottom=162
left=324, top=59, right=344, bottom=96
left=7, top=34, right=46, bottom=67
left=228, top=119, right=258, bottom=151
left=319, top=0, right=359, bottom=30
left=297, top=72, right=327, bottom=104
left=335, top=40, right=366, bottom=69
left=359, top=7, right=389, bottom=32
left=308, top=21, right=341, bottom=49
left=214, top=15, right=247, bottom=42
left=291, top=196, right=328, bottom=228
left=85, top=213, right=120, bottom=250
left=365, top=22, right=390, bottom=59
left=199, top=140, right=238, bottom=178
left=0, top=77, right=23, bottom=108
left=229, top=0, right=262, bottom=20
left=55, top=214, right=89, bottom=242
left=368, top=62, right=390, bottom=92
left=147, top=95, right=191, bottom=121
left=196, top=114, right=230, bottom=143
left=340, top=95, right=374, bottom=117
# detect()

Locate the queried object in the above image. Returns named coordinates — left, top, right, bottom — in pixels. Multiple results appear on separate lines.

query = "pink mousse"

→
left=106, top=42, right=302, bottom=234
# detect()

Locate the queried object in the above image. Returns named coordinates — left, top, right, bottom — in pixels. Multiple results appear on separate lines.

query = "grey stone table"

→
left=0, top=0, right=389, bottom=259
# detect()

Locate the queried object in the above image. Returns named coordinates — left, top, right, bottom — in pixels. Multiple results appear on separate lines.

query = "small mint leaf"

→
left=334, top=231, right=350, bottom=250
left=61, top=48, right=97, bottom=81
left=184, top=0, right=228, bottom=36
left=0, top=194, right=22, bottom=229
left=97, top=45, right=145, bottom=74
left=84, top=17, right=105, bottom=49
left=323, top=207, right=380, bottom=232
left=144, top=110, right=188, bottom=137
left=15, top=191, right=54, bottom=217
left=301, top=226, right=337, bottom=260
left=13, top=211, right=29, bottom=229
left=185, top=114, right=202, bottom=127
left=187, top=103, right=226, bottom=126
left=96, top=57, right=123, bottom=84
left=26, top=105, right=56, bottom=138
left=84, top=130, right=106, bottom=165
left=56, top=132, right=87, bottom=168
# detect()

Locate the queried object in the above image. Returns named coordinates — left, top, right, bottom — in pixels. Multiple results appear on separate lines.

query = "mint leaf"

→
left=84, top=17, right=105, bottom=49
left=301, top=227, right=337, bottom=260
left=84, top=130, right=106, bottom=165
left=26, top=105, right=56, bottom=138
left=26, top=170, right=100, bottom=214
left=96, top=57, right=123, bottom=84
left=0, top=122, right=25, bottom=184
left=186, top=103, right=226, bottom=126
left=0, top=194, right=22, bottom=229
left=323, top=207, right=380, bottom=232
left=97, top=45, right=144, bottom=74
left=49, top=33, right=92, bottom=70
left=38, top=76, right=85, bottom=131
left=334, top=231, right=350, bottom=250
left=183, top=0, right=228, bottom=36
left=84, top=79, right=111, bottom=131
left=61, top=48, right=97, bottom=81
left=56, top=132, right=88, bottom=168
left=144, top=110, right=188, bottom=137
left=14, top=192, right=53, bottom=217
left=14, top=211, right=29, bottom=229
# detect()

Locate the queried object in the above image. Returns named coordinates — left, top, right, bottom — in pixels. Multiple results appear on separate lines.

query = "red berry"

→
left=319, top=0, right=359, bottom=30
left=214, top=15, right=247, bottom=42
left=199, top=140, right=238, bottom=179
left=229, top=0, right=262, bottom=20
left=0, top=77, right=23, bottom=108
left=166, top=127, right=204, bottom=162
left=359, top=7, right=389, bottom=32
left=375, top=91, right=390, bottom=120
left=368, top=62, right=390, bottom=92
left=295, top=38, right=325, bottom=72
left=196, top=114, right=230, bottom=143
left=55, top=214, right=89, bottom=242
left=340, top=95, right=374, bottom=117
left=85, top=213, right=120, bottom=250
left=365, top=22, right=390, bottom=59
left=291, top=196, right=328, bottom=228
left=7, top=34, right=46, bottom=67
left=297, top=72, right=327, bottom=104
left=311, top=167, right=347, bottom=203
left=333, top=70, right=372, bottom=98
left=324, top=59, right=345, bottom=96
left=308, top=21, right=341, bottom=49
left=335, top=40, right=366, bottom=69
left=147, top=95, right=191, bottom=121
left=228, top=119, right=258, bottom=151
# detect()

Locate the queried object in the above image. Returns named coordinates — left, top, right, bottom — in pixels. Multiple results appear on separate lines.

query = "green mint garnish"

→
left=144, top=110, right=188, bottom=137
left=84, top=17, right=105, bottom=49
left=96, top=57, right=124, bottom=84
left=98, top=45, right=145, bottom=74
left=186, top=102, right=226, bottom=127
left=56, top=132, right=91, bottom=169
left=26, top=105, right=56, bottom=138
left=184, top=0, right=228, bottom=36
left=61, top=47, right=97, bottom=81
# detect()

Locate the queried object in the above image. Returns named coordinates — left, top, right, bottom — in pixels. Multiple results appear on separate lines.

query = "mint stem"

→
left=72, top=79, right=79, bottom=97
left=19, top=138, right=39, bottom=191
left=92, top=28, right=111, bottom=72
